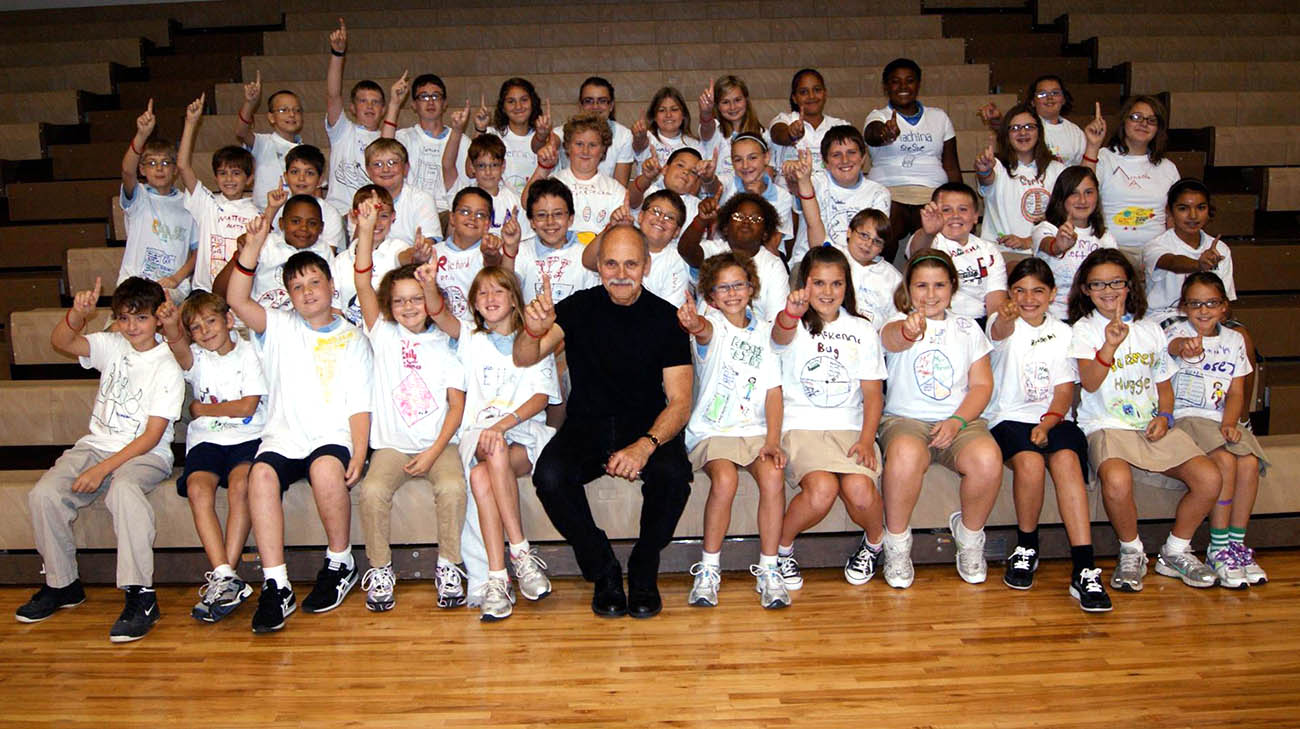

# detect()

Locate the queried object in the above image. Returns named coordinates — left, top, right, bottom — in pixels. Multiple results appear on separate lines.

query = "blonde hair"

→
left=468, top=266, right=526, bottom=335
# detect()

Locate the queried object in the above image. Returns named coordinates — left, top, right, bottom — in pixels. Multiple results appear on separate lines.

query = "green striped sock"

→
left=1228, top=527, right=1246, bottom=545
left=1209, top=528, right=1230, bottom=554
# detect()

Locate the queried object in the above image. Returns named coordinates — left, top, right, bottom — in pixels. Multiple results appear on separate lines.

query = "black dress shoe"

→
left=627, top=581, right=662, bottom=619
left=591, top=573, right=627, bottom=618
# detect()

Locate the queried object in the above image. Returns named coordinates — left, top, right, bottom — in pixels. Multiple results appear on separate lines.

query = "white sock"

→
left=866, top=536, right=883, bottom=551
left=885, top=529, right=911, bottom=546
left=777, top=543, right=794, bottom=557
left=1119, top=537, right=1144, bottom=554
left=263, top=563, right=289, bottom=589
left=488, top=569, right=509, bottom=581
left=1164, top=533, right=1191, bottom=555
left=955, top=518, right=983, bottom=544
left=758, top=553, right=778, bottom=569
left=701, top=550, right=721, bottom=567
left=508, top=540, right=530, bottom=559
left=437, top=556, right=455, bottom=568
left=326, top=547, right=354, bottom=570
left=213, top=563, right=236, bottom=580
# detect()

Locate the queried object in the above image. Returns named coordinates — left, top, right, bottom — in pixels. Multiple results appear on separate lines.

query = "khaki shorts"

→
left=782, top=429, right=880, bottom=487
left=1174, top=416, right=1269, bottom=473
left=689, top=435, right=767, bottom=471
left=878, top=415, right=994, bottom=473
left=1086, top=427, right=1204, bottom=478
left=888, top=184, right=935, bottom=206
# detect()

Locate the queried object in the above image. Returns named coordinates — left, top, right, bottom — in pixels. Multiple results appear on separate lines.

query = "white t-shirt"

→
left=1032, top=221, right=1118, bottom=321
left=883, top=313, right=992, bottom=421
left=364, top=319, right=465, bottom=453
left=767, top=111, right=851, bottom=174
left=864, top=105, right=956, bottom=189
left=849, top=256, right=902, bottom=330
left=1165, top=320, right=1252, bottom=423
left=330, top=236, right=412, bottom=326
left=396, top=124, right=469, bottom=210
left=457, top=329, right=561, bottom=467
left=487, top=126, right=539, bottom=194
left=928, top=233, right=1007, bottom=319
left=640, top=180, right=699, bottom=246
left=1142, top=228, right=1236, bottom=321
left=1095, top=148, right=1180, bottom=250
left=644, top=242, right=690, bottom=307
left=78, top=333, right=184, bottom=466
left=257, top=309, right=373, bottom=458
left=388, top=185, right=443, bottom=243
left=635, top=132, right=702, bottom=168
left=983, top=313, right=1077, bottom=427
left=185, top=183, right=259, bottom=292
left=700, top=239, right=789, bottom=323
left=514, top=232, right=596, bottom=303
left=252, top=231, right=335, bottom=313
left=551, top=167, right=625, bottom=245
left=248, top=131, right=300, bottom=211
left=719, top=174, right=795, bottom=242
left=793, top=169, right=892, bottom=262
left=324, top=117, right=380, bottom=217
left=433, top=237, right=487, bottom=322
left=777, top=311, right=886, bottom=432
left=183, top=335, right=268, bottom=450
left=684, top=310, right=781, bottom=450
left=700, top=128, right=772, bottom=183
left=977, top=158, right=1064, bottom=248
left=272, top=198, right=346, bottom=253
left=1068, top=310, right=1174, bottom=434
left=558, top=119, right=635, bottom=180
left=119, top=184, right=196, bottom=287
left=1043, top=117, right=1086, bottom=167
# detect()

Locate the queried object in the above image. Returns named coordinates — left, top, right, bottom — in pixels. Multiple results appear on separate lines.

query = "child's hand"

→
left=402, top=448, right=439, bottom=476
left=501, top=206, right=521, bottom=247
left=1054, top=221, right=1077, bottom=255
left=695, top=146, right=719, bottom=184
left=698, top=82, right=715, bottom=121
left=696, top=196, right=718, bottom=225
left=524, top=276, right=556, bottom=334
left=156, top=299, right=181, bottom=332
left=136, top=99, right=156, bottom=138
left=266, top=187, right=288, bottom=211
left=355, top=191, right=379, bottom=232
left=184, top=93, right=205, bottom=125
left=535, top=99, right=553, bottom=140
left=1220, top=422, right=1242, bottom=443
left=450, top=100, right=470, bottom=131
left=72, top=277, right=102, bottom=321
left=759, top=440, right=786, bottom=469
left=784, top=147, right=814, bottom=184
left=1104, top=308, right=1129, bottom=348
left=245, top=213, right=270, bottom=248
left=787, top=113, right=806, bottom=142
left=919, top=200, right=943, bottom=235
left=677, top=300, right=702, bottom=333
left=976, top=101, right=1001, bottom=131
left=411, top=226, right=434, bottom=263
left=606, top=188, right=632, bottom=228
left=390, top=70, right=410, bottom=105
left=535, top=140, right=558, bottom=173
left=997, top=234, right=1033, bottom=251
left=903, top=310, right=927, bottom=342
left=882, top=111, right=901, bottom=144
left=1084, top=102, right=1106, bottom=148
left=974, top=143, right=995, bottom=175
left=641, top=155, right=662, bottom=181
left=929, top=418, right=961, bottom=449
left=481, top=233, right=504, bottom=261
left=329, top=17, right=348, bottom=55
left=473, top=94, right=491, bottom=131
left=414, top=259, right=439, bottom=287
left=998, top=296, right=1020, bottom=324
left=1029, top=422, right=1050, bottom=447
left=1176, top=334, right=1204, bottom=360
left=785, top=287, right=810, bottom=319
left=1197, top=236, right=1224, bottom=271
left=345, top=453, right=364, bottom=486
left=243, top=70, right=262, bottom=104
left=848, top=437, right=877, bottom=470
left=631, top=117, right=649, bottom=146
left=1144, top=414, right=1168, bottom=442
left=72, top=463, right=109, bottom=494
left=477, top=428, right=507, bottom=458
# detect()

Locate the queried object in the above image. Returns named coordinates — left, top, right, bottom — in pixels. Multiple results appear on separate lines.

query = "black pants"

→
left=532, top=416, right=691, bottom=585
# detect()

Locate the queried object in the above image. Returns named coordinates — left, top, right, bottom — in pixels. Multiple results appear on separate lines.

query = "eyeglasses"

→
left=473, top=161, right=503, bottom=171
left=1185, top=298, right=1225, bottom=310
left=141, top=159, right=174, bottom=168
left=455, top=208, right=491, bottom=221
left=645, top=207, right=681, bottom=225
left=1007, top=123, right=1039, bottom=132
left=850, top=229, right=885, bottom=247
left=580, top=97, right=612, bottom=107
left=368, top=159, right=403, bottom=170
left=390, top=295, right=425, bottom=307
left=1034, top=89, right=1063, bottom=99
left=1084, top=279, right=1129, bottom=291
left=1126, top=113, right=1159, bottom=126
left=730, top=212, right=763, bottom=225
left=711, top=281, right=752, bottom=295
left=272, top=106, right=303, bottom=115
left=531, top=210, right=569, bottom=222
left=414, top=93, right=443, bottom=103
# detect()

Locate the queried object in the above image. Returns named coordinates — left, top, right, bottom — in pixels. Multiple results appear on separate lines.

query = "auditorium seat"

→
left=1097, top=35, right=1300, bottom=69
left=0, top=18, right=171, bottom=46
left=0, top=63, right=116, bottom=96
left=1036, top=0, right=1296, bottom=25
left=1264, top=167, right=1300, bottom=211
left=0, top=90, right=82, bottom=126
left=1169, top=92, right=1300, bottom=128
left=0, top=123, right=44, bottom=162
left=66, top=247, right=124, bottom=296
left=1212, top=125, right=1300, bottom=167
left=1066, top=12, right=1300, bottom=45
left=6, top=180, right=118, bottom=222
left=0, top=222, right=109, bottom=269
left=0, top=38, right=144, bottom=69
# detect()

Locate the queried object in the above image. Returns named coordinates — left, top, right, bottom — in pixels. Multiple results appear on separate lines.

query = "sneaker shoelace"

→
left=1229, top=541, right=1258, bottom=566
left=360, top=566, right=395, bottom=595
left=483, top=578, right=510, bottom=606
left=1078, top=567, right=1105, bottom=593
left=1009, top=546, right=1035, bottom=571
left=436, top=563, right=467, bottom=595
left=513, top=549, right=548, bottom=581
left=690, top=562, right=721, bottom=590
left=847, top=542, right=876, bottom=573
left=749, top=564, right=783, bottom=591
left=1117, top=550, right=1145, bottom=574
left=777, top=555, right=800, bottom=578
left=198, top=571, right=224, bottom=604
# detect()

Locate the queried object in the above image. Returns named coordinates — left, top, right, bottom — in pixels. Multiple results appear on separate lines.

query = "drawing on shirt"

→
left=1022, top=361, right=1051, bottom=403
left=93, top=357, right=146, bottom=434
left=1211, top=381, right=1226, bottom=410
left=394, top=370, right=437, bottom=426
left=1113, top=207, right=1154, bottom=231
left=729, top=337, right=764, bottom=369
left=142, top=246, right=179, bottom=280
left=1105, top=396, right=1150, bottom=428
left=1173, top=369, right=1204, bottom=410
left=312, top=331, right=354, bottom=404
left=800, top=355, right=852, bottom=407
left=914, top=349, right=955, bottom=401
left=743, top=376, right=757, bottom=401
left=1019, top=187, right=1050, bottom=222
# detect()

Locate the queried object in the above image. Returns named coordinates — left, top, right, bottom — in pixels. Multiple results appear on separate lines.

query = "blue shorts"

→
left=991, top=419, right=1090, bottom=477
left=177, top=439, right=261, bottom=497
left=252, top=444, right=352, bottom=493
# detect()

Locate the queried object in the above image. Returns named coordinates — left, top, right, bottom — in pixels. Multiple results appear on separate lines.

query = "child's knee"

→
left=104, top=480, right=150, bottom=513
left=840, top=481, right=878, bottom=513
left=468, top=464, right=493, bottom=498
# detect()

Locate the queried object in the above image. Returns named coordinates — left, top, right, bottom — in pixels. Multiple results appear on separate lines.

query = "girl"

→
left=979, top=76, right=1087, bottom=166
left=769, top=246, right=888, bottom=592
left=545, top=113, right=627, bottom=246
left=679, top=192, right=789, bottom=321
left=679, top=252, right=788, bottom=609
left=1081, top=95, right=1180, bottom=255
left=974, top=102, right=1064, bottom=256
left=986, top=259, right=1109, bottom=611
left=718, top=133, right=795, bottom=245
left=1143, top=179, right=1237, bottom=324
left=699, top=75, right=768, bottom=182
left=1166, top=272, right=1269, bottom=587
left=1032, top=165, right=1117, bottom=321
left=422, top=264, right=561, bottom=621
left=632, top=86, right=700, bottom=167
left=332, top=186, right=414, bottom=326
left=878, top=250, right=1002, bottom=588
left=769, top=68, right=851, bottom=174
left=486, top=77, right=559, bottom=193
left=351, top=196, right=470, bottom=613
left=1066, top=248, right=1220, bottom=591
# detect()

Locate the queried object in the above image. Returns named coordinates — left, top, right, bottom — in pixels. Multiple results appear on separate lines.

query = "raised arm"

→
left=1082, top=102, right=1105, bottom=170
left=414, top=260, right=461, bottom=339
left=352, top=191, right=383, bottom=329
left=786, top=149, right=825, bottom=245
left=1078, top=309, right=1127, bottom=392
left=235, top=71, right=261, bottom=148
left=512, top=276, right=564, bottom=366
left=697, top=83, right=716, bottom=142
left=1155, top=236, right=1224, bottom=274
left=531, top=99, right=556, bottom=153
left=51, top=277, right=101, bottom=359
left=676, top=195, right=717, bottom=268
left=906, top=201, right=944, bottom=258
left=325, top=18, right=348, bottom=127
left=518, top=140, right=558, bottom=209
left=121, top=100, right=155, bottom=196
left=441, top=100, right=471, bottom=189
left=629, top=156, right=661, bottom=209
left=677, top=299, right=713, bottom=345
left=864, top=110, right=900, bottom=147
left=882, top=310, right=926, bottom=352
left=177, top=93, right=205, bottom=194
left=155, top=298, right=194, bottom=370
left=973, top=140, right=995, bottom=187
left=227, top=214, right=271, bottom=333
left=380, top=71, right=409, bottom=140
left=772, top=287, right=808, bottom=346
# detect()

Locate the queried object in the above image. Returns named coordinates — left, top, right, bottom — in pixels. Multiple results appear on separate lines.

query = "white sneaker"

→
left=1206, top=547, right=1248, bottom=590
left=882, top=531, right=915, bottom=589
left=479, top=576, right=515, bottom=622
left=949, top=511, right=987, bottom=584
left=434, top=562, right=468, bottom=608
left=360, top=564, right=396, bottom=612
left=750, top=564, right=791, bottom=609
left=1232, top=542, right=1268, bottom=585
left=1155, top=546, right=1217, bottom=588
left=687, top=562, right=721, bottom=607
left=509, top=547, right=552, bottom=601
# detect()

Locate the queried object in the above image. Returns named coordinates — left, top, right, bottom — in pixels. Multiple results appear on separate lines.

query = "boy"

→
left=274, top=144, right=346, bottom=252
left=363, top=137, right=442, bottom=242
left=791, top=125, right=892, bottom=263
left=179, top=93, right=260, bottom=293
left=214, top=193, right=333, bottom=315
left=627, top=147, right=715, bottom=245
left=158, top=293, right=267, bottom=623
left=442, top=134, right=532, bottom=242
left=226, top=213, right=373, bottom=633
left=906, top=182, right=1008, bottom=321
left=517, top=178, right=596, bottom=302
left=584, top=188, right=690, bottom=307
left=435, top=186, right=514, bottom=322
left=334, top=185, right=422, bottom=325
left=233, top=71, right=305, bottom=211
left=324, top=18, right=385, bottom=217
left=381, top=72, right=469, bottom=211
left=119, top=100, right=197, bottom=296
left=17, top=277, right=184, bottom=643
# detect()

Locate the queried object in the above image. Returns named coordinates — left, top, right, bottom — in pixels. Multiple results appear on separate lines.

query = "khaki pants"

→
left=359, top=447, right=467, bottom=566
left=28, top=442, right=171, bottom=588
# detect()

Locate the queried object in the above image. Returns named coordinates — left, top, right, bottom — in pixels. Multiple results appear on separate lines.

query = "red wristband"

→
left=1095, top=351, right=1114, bottom=368
left=1082, top=154, right=1098, bottom=164
left=383, top=119, right=398, bottom=129
left=902, top=327, right=922, bottom=343
left=234, top=259, right=256, bottom=276
left=523, top=324, right=546, bottom=338
left=129, top=139, right=141, bottom=156
left=798, top=191, right=815, bottom=200
left=65, top=309, right=85, bottom=332
left=238, top=111, right=253, bottom=126
left=354, top=263, right=373, bottom=275
left=538, top=160, right=556, bottom=170
left=502, top=248, right=516, bottom=259
left=428, top=298, right=445, bottom=318
left=1040, top=411, right=1066, bottom=422
left=775, top=310, right=798, bottom=330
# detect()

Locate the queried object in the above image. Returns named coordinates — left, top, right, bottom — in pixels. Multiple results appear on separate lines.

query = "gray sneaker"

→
left=687, top=562, right=721, bottom=607
left=1206, top=547, right=1248, bottom=589
left=509, top=548, right=552, bottom=601
left=479, top=576, right=515, bottom=622
left=883, top=532, right=915, bottom=589
left=949, top=511, right=987, bottom=584
left=360, top=564, right=396, bottom=612
left=1111, top=548, right=1149, bottom=592
left=750, top=564, right=791, bottom=609
left=192, top=572, right=252, bottom=623
left=1155, top=547, right=1217, bottom=588
left=434, top=562, right=468, bottom=608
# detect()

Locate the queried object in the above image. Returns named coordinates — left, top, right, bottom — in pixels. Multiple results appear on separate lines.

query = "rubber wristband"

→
left=129, top=139, right=141, bottom=155
left=428, top=299, right=445, bottom=318
left=523, top=324, right=547, bottom=338
left=1158, top=411, right=1175, bottom=428
left=798, top=191, right=815, bottom=200
left=538, top=160, right=556, bottom=170
left=1216, top=499, right=1233, bottom=506
left=354, top=263, right=373, bottom=275
left=383, top=119, right=398, bottom=129
left=775, top=311, right=798, bottom=330
left=330, top=49, right=345, bottom=57
left=1040, top=411, right=1066, bottom=422
left=237, top=111, right=253, bottom=126
left=1082, top=154, right=1098, bottom=164
left=234, top=259, right=256, bottom=276
left=948, top=414, right=969, bottom=430
left=1094, top=351, right=1114, bottom=368
left=64, top=309, right=85, bottom=332
left=502, top=248, right=516, bottom=259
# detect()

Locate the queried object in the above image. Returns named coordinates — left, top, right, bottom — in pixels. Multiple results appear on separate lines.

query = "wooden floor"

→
left=2, top=551, right=1299, bottom=728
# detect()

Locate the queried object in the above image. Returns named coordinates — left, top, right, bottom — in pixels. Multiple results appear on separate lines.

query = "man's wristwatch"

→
left=642, top=433, right=660, bottom=449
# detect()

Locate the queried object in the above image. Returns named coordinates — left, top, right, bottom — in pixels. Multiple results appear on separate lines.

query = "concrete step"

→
left=6, top=180, right=118, bottom=222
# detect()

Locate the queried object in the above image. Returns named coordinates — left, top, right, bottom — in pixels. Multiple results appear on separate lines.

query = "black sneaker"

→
left=1003, top=546, right=1039, bottom=590
left=15, top=580, right=86, bottom=623
left=109, top=586, right=161, bottom=643
left=251, top=579, right=296, bottom=633
left=1069, top=567, right=1114, bottom=613
left=301, top=558, right=359, bottom=614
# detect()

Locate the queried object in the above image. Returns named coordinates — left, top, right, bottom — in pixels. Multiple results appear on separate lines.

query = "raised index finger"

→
left=1094, top=101, right=1102, bottom=120
left=542, top=275, right=553, bottom=302
left=92, top=277, right=102, bottom=299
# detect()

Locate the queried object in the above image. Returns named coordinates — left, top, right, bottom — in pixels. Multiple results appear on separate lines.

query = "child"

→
left=179, top=93, right=260, bottom=293
left=424, top=267, right=560, bottom=621
left=985, top=259, right=1108, bottom=611
left=679, top=193, right=789, bottom=322
left=790, top=126, right=891, bottom=264
left=584, top=189, right=691, bottom=307
left=769, top=247, right=888, bottom=593
left=979, top=75, right=1086, bottom=166
left=351, top=196, right=471, bottom=612
left=878, top=250, right=1002, bottom=587
left=363, top=137, right=442, bottom=243
left=273, top=144, right=346, bottom=252
left=698, top=75, right=768, bottom=182
left=157, top=292, right=267, bottom=622
left=561, top=76, right=634, bottom=187
left=906, top=182, right=1008, bottom=323
left=539, top=113, right=627, bottom=245
left=790, top=149, right=901, bottom=329
left=632, top=86, right=701, bottom=167
left=442, top=132, right=533, bottom=242
left=484, top=77, right=558, bottom=193
left=18, top=277, right=183, bottom=642
left=517, top=179, right=597, bottom=302
left=382, top=72, right=469, bottom=211
left=213, top=193, right=334, bottom=313
left=119, top=100, right=196, bottom=296
left=1066, top=248, right=1219, bottom=591
left=226, top=214, right=374, bottom=633
left=434, top=186, right=515, bottom=322
left=1166, top=272, right=1269, bottom=587
left=332, top=186, right=416, bottom=325
left=769, top=68, right=851, bottom=175
left=973, top=102, right=1064, bottom=256
left=234, top=72, right=304, bottom=211
left=1143, top=179, right=1236, bottom=324
left=678, top=252, right=787, bottom=609
left=323, top=18, right=385, bottom=217
left=628, top=146, right=714, bottom=243
left=1032, top=166, right=1117, bottom=320
left=718, top=133, right=794, bottom=248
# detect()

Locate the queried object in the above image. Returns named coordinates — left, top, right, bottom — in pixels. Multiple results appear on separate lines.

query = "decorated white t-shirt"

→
left=557, top=119, right=635, bottom=180
left=514, top=232, right=597, bottom=303
left=883, top=313, right=992, bottom=421
left=644, top=242, right=690, bottom=307
left=78, top=332, right=184, bottom=466
left=793, top=169, right=892, bottom=262
left=684, top=310, right=781, bottom=450
left=364, top=318, right=464, bottom=453
left=635, top=132, right=702, bottom=168
left=252, top=230, right=335, bottom=313
left=700, top=239, right=788, bottom=323
left=1095, top=148, right=1180, bottom=250
left=1032, top=221, right=1119, bottom=321
left=486, top=125, right=539, bottom=194
left=248, top=131, right=300, bottom=211
left=119, top=183, right=196, bottom=288
left=1068, top=310, right=1174, bottom=435
left=396, top=124, right=469, bottom=210
left=768, top=111, right=852, bottom=174
left=718, top=174, right=795, bottom=242
left=551, top=166, right=625, bottom=245
left=456, top=329, right=561, bottom=468
left=1043, top=118, right=1086, bottom=166
left=330, top=236, right=412, bottom=325
left=864, top=104, right=956, bottom=189
left=1142, top=228, right=1236, bottom=321
left=928, top=232, right=1007, bottom=319
left=848, top=255, right=902, bottom=330
left=983, top=313, right=1077, bottom=427
left=1165, top=320, right=1252, bottom=423
left=324, top=117, right=380, bottom=217
left=777, top=311, right=886, bottom=432
left=183, top=335, right=268, bottom=450
left=185, top=182, right=259, bottom=292
left=432, top=237, right=487, bottom=322
left=387, top=185, right=443, bottom=243
left=977, top=158, right=1064, bottom=249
